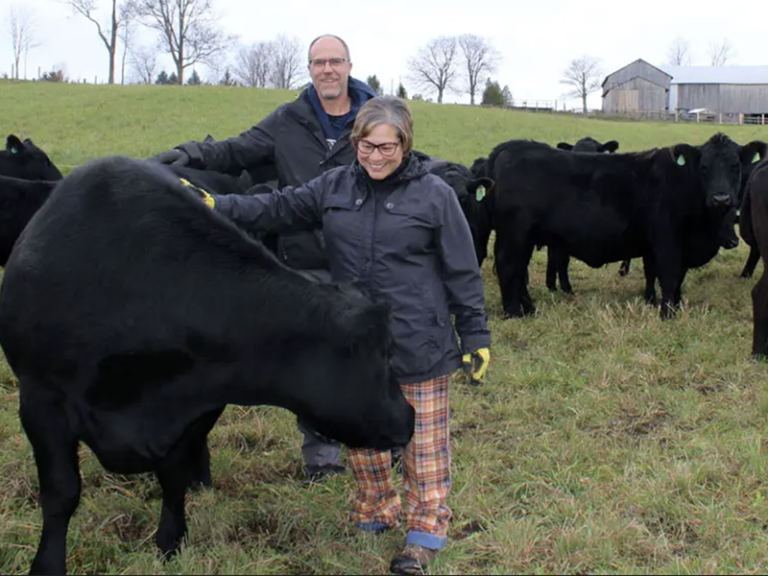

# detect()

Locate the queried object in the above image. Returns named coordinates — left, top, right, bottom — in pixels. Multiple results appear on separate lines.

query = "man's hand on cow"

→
left=152, top=149, right=190, bottom=166
left=462, top=347, right=490, bottom=386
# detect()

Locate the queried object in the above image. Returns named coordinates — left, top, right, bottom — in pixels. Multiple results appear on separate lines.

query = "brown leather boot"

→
left=389, top=544, right=438, bottom=575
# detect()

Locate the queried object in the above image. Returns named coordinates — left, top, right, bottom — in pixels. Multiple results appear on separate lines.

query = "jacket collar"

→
left=353, top=151, right=430, bottom=188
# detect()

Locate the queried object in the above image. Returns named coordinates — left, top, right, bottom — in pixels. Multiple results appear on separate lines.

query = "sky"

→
left=2, top=0, right=767, bottom=111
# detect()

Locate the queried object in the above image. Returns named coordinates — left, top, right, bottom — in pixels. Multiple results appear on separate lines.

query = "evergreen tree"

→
left=366, top=74, right=384, bottom=95
left=481, top=78, right=504, bottom=107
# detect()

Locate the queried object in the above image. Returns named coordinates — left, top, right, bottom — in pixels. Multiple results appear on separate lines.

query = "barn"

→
left=601, top=59, right=672, bottom=114
left=660, top=65, right=768, bottom=124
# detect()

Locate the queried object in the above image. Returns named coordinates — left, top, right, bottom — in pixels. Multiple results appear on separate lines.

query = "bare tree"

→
left=8, top=3, right=40, bottom=80
left=458, top=34, right=501, bottom=105
left=407, top=36, right=459, bottom=104
left=61, top=0, right=133, bottom=84
left=270, top=34, right=303, bottom=89
left=560, top=56, right=603, bottom=114
left=709, top=39, right=734, bottom=66
left=129, top=44, right=157, bottom=83
left=234, top=41, right=275, bottom=88
left=667, top=37, right=691, bottom=66
left=117, top=9, right=136, bottom=84
left=133, top=0, right=232, bottom=84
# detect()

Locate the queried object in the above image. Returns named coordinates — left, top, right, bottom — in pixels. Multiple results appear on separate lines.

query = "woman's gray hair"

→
left=351, top=96, right=414, bottom=154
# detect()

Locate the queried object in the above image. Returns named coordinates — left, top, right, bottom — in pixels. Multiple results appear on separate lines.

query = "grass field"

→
left=3, top=79, right=768, bottom=575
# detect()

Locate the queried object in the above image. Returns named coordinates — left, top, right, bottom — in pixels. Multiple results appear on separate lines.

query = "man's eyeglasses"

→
left=309, top=57, right=348, bottom=69
left=357, top=140, right=400, bottom=157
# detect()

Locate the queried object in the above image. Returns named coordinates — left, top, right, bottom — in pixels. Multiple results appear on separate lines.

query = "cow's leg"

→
left=741, top=246, right=761, bottom=279
left=188, top=438, right=212, bottom=490
left=557, top=252, right=573, bottom=294
left=752, top=272, right=768, bottom=359
left=618, top=259, right=632, bottom=276
left=518, top=242, right=537, bottom=315
left=545, top=246, right=558, bottom=292
left=155, top=465, right=190, bottom=559
left=642, top=255, right=658, bottom=305
left=494, top=224, right=536, bottom=317
left=19, top=391, right=81, bottom=576
left=673, top=269, right=687, bottom=309
left=655, top=249, right=682, bottom=320
left=155, top=408, right=222, bottom=558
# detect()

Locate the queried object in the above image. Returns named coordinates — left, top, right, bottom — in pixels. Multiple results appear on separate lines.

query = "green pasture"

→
left=2, top=79, right=768, bottom=575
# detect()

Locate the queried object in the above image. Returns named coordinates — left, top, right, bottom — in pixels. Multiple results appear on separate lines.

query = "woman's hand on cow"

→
left=178, top=178, right=216, bottom=209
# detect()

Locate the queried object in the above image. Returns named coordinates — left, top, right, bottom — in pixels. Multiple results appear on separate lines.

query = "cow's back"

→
left=0, top=157, right=287, bottom=372
left=486, top=141, right=658, bottom=264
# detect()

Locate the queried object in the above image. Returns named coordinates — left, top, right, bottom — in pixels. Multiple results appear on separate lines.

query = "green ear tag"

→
left=476, top=185, right=486, bottom=202
left=10, top=146, right=18, bottom=155
left=753, top=152, right=761, bottom=164
left=676, top=155, right=686, bottom=167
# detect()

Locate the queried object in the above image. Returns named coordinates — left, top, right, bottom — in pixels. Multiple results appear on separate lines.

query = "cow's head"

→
left=0, top=135, right=63, bottom=181
left=557, top=137, right=620, bottom=153
left=672, top=133, right=767, bottom=210
left=470, top=156, right=488, bottom=177
left=427, top=160, right=494, bottom=266
left=295, top=292, right=415, bottom=451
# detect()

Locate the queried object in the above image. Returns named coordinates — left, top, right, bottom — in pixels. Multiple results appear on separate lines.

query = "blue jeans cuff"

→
left=356, top=521, right=390, bottom=533
left=406, top=530, right=447, bottom=549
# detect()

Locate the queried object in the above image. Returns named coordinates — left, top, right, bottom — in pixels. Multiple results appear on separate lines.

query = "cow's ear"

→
left=468, top=177, right=494, bottom=201
left=671, top=143, right=699, bottom=167
left=740, top=140, right=768, bottom=165
left=556, top=142, right=573, bottom=151
left=203, top=134, right=216, bottom=143
left=6, top=135, right=24, bottom=155
left=600, top=140, right=620, bottom=153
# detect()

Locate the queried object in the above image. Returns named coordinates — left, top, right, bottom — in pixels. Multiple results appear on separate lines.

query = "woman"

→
left=201, top=95, right=491, bottom=575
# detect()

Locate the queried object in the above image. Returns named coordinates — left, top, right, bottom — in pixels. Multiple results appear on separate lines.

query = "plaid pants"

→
left=348, top=374, right=451, bottom=549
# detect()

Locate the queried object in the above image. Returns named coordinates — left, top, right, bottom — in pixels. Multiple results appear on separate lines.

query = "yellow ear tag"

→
left=753, top=152, right=761, bottom=164
left=476, top=185, right=486, bottom=202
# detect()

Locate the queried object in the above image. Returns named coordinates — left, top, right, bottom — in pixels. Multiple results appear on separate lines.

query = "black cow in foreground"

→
left=0, top=135, right=63, bottom=181
left=747, top=160, right=768, bottom=357
left=0, top=156, right=416, bottom=575
left=480, top=132, right=766, bottom=319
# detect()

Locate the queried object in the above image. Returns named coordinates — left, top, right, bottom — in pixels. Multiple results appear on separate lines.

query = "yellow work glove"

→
left=462, top=347, right=490, bottom=386
left=179, top=178, right=215, bottom=209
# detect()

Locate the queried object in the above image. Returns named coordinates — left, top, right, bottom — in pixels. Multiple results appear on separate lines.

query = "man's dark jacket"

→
left=176, top=77, right=377, bottom=271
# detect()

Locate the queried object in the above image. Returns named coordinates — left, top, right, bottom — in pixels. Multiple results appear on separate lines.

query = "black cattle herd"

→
left=3, top=129, right=768, bottom=574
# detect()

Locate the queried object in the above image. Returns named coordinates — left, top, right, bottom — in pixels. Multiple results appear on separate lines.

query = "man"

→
left=153, top=34, right=377, bottom=483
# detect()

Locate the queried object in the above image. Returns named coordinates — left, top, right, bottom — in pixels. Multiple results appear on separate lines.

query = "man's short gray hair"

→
left=307, top=35, right=351, bottom=62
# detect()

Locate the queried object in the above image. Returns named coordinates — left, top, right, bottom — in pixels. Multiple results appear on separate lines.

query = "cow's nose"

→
left=713, top=194, right=731, bottom=206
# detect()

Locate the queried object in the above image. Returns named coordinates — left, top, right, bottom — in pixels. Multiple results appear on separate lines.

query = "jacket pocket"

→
left=321, top=197, right=362, bottom=257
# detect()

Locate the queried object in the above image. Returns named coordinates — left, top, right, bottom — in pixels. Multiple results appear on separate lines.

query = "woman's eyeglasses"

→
left=357, top=140, right=400, bottom=157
